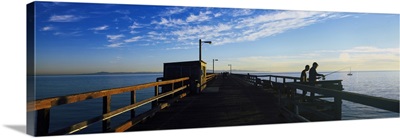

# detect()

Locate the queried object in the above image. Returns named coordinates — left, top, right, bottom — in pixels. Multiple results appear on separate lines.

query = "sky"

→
left=32, top=1, right=399, bottom=75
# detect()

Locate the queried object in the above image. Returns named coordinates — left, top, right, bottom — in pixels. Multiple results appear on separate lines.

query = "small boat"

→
left=347, top=67, right=353, bottom=76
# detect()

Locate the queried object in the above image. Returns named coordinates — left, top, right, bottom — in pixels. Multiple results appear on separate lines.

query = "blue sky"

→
left=34, top=2, right=399, bottom=75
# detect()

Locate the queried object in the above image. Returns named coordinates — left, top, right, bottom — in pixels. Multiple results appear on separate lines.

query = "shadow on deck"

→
left=128, top=75, right=287, bottom=131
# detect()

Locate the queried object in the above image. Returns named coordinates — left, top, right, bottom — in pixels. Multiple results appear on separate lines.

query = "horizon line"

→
left=30, top=69, right=399, bottom=76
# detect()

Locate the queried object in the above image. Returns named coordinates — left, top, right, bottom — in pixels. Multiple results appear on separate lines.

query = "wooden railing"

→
left=27, top=77, right=190, bottom=136
left=233, top=74, right=399, bottom=122
left=287, top=83, right=399, bottom=113
left=205, top=74, right=217, bottom=84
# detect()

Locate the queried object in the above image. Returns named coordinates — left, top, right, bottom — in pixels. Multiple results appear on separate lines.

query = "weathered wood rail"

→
left=234, top=74, right=399, bottom=122
left=27, top=72, right=397, bottom=136
left=27, top=74, right=217, bottom=136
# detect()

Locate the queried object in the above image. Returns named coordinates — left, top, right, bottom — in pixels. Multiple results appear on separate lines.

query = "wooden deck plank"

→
left=128, top=75, right=287, bottom=131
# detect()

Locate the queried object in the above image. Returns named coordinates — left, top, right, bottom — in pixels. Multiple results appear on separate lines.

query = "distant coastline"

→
left=80, top=71, right=163, bottom=75
left=31, top=70, right=398, bottom=76
left=34, top=71, right=163, bottom=76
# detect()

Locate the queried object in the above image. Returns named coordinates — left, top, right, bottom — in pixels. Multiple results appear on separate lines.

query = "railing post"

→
left=278, top=87, right=281, bottom=107
left=131, top=90, right=136, bottom=118
left=290, top=85, right=300, bottom=116
left=310, top=91, right=315, bottom=102
left=182, top=80, right=184, bottom=89
left=36, top=108, right=50, bottom=136
left=172, top=82, right=175, bottom=96
left=254, top=76, right=258, bottom=86
left=102, top=95, right=111, bottom=132
left=334, top=96, right=342, bottom=120
left=153, top=85, right=159, bottom=108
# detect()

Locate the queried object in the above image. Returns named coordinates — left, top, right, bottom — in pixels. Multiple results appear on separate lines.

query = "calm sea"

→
left=32, top=73, right=163, bottom=134
left=255, top=71, right=400, bottom=120
left=31, top=71, right=399, bottom=133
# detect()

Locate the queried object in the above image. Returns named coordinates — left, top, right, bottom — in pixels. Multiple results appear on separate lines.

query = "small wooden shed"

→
left=163, top=60, right=207, bottom=93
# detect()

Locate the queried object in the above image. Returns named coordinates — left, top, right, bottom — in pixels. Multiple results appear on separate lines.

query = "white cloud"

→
left=106, top=34, right=124, bottom=42
left=172, top=23, right=231, bottom=39
left=90, top=25, right=109, bottom=31
left=186, top=11, right=212, bottom=22
left=298, top=46, right=400, bottom=71
left=114, top=10, right=130, bottom=14
left=215, top=23, right=232, bottom=32
left=108, top=10, right=346, bottom=49
left=161, top=7, right=186, bottom=16
left=336, top=47, right=400, bottom=66
left=342, top=46, right=399, bottom=53
left=49, top=15, right=84, bottom=22
left=166, top=46, right=194, bottom=50
left=120, top=15, right=133, bottom=21
left=318, top=46, right=400, bottom=54
left=129, top=22, right=143, bottom=33
left=107, top=43, right=124, bottom=48
left=147, top=31, right=168, bottom=41
left=232, top=45, right=400, bottom=72
left=109, top=56, right=123, bottom=64
left=164, top=10, right=337, bottom=46
left=53, top=31, right=82, bottom=36
left=339, top=53, right=351, bottom=61
left=124, top=36, right=143, bottom=43
left=237, top=11, right=325, bottom=28
left=232, top=9, right=254, bottom=17
left=214, top=12, right=222, bottom=17
left=129, top=22, right=141, bottom=29
left=152, top=17, right=187, bottom=27
left=41, top=26, right=54, bottom=31
left=148, top=31, right=158, bottom=36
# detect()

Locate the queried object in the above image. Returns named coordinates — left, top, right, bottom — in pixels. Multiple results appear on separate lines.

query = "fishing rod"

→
left=324, top=66, right=351, bottom=76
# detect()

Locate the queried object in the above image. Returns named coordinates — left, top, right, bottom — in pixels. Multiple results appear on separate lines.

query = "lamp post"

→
left=213, top=59, right=218, bottom=73
left=228, top=64, right=232, bottom=74
left=198, top=39, right=212, bottom=93
left=199, top=39, right=212, bottom=62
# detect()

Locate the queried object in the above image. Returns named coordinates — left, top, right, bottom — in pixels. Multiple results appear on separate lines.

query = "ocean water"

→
left=255, top=71, right=400, bottom=120
left=30, top=71, right=399, bottom=134
left=32, top=73, right=163, bottom=134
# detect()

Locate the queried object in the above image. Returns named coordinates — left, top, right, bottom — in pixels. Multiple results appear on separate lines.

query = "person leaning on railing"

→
left=300, top=65, right=310, bottom=83
left=300, top=64, right=310, bottom=96
left=309, top=62, right=325, bottom=85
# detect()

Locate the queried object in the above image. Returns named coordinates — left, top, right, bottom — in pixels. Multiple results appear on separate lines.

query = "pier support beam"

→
left=36, top=108, right=50, bottom=136
left=131, top=91, right=136, bottom=118
left=102, top=96, right=111, bottom=132
left=153, top=85, right=159, bottom=108
left=334, top=96, right=342, bottom=120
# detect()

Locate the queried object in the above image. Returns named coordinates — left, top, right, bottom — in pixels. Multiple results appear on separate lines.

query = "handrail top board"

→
left=27, top=77, right=189, bottom=112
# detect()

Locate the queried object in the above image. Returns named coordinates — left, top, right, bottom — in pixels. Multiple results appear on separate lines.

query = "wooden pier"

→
left=27, top=72, right=400, bottom=136
left=128, top=75, right=285, bottom=131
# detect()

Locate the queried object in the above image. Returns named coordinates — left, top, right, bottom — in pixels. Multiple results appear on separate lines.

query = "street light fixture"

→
left=197, top=39, right=212, bottom=93
left=228, top=64, right=232, bottom=74
left=213, top=59, right=218, bottom=73
left=199, top=39, right=212, bottom=62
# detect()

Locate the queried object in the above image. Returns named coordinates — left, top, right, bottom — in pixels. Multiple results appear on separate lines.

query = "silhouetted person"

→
left=300, top=65, right=310, bottom=83
left=300, top=65, right=310, bottom=96
left=300, top=65, right=310, bottom=97
left=222, top=72, right=227, bottom=79
left=309, top=62, right=325, bottom=85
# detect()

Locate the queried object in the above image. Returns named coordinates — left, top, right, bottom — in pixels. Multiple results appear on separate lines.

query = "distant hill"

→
left=79, top=71, right=163, bottom=75
left=206, top=69, right=269, bottom=73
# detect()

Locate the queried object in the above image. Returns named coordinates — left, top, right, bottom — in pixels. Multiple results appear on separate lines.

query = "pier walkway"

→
left=27, top=73, right=399, bottom=136
left=129, top=75, right=286, bottom=131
